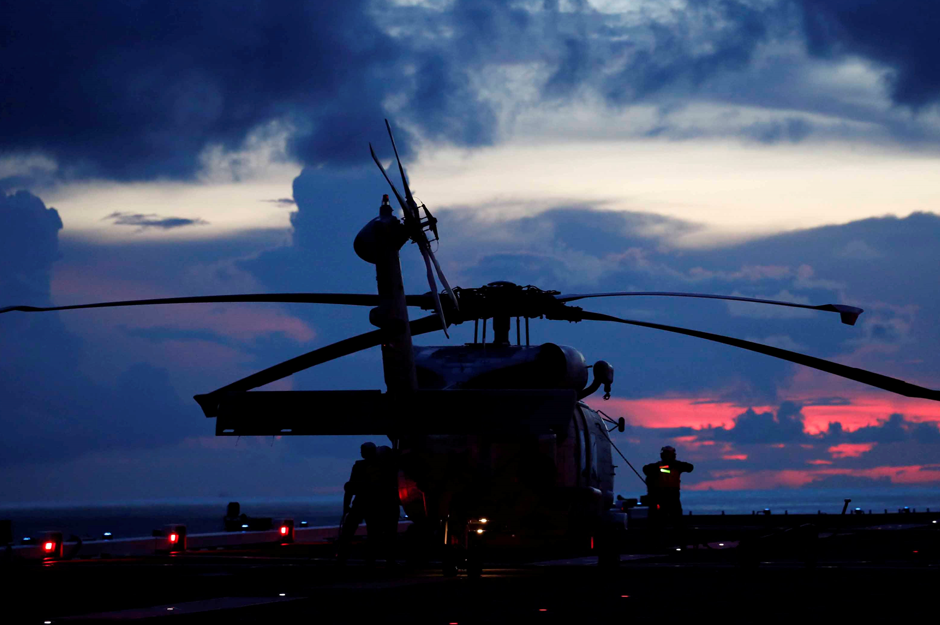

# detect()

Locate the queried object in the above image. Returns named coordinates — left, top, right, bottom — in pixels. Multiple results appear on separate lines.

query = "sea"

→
left=2, top=488, right=938, bottom=541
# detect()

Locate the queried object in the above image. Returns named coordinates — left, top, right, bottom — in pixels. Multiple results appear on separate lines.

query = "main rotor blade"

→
left=0, top=293, right=383, bottom=315
left=369, top=142, right=410, bottom=216
left=427, top=247, right=459, bottom=311
left=419, top=248, right=449, bottom=338
left=578, top=309, right=940, bottom=402
left=194, top=314, right=445, bottom=417
left=384, top=119, right=419, bottom=221
left=557, top=292, right=863, bottom=325
left=382, top=121, right=457, bottom=312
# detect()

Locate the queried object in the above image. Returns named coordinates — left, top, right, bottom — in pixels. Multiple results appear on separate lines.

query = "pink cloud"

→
left=828, top=443, right=875, bottom=458
left=604, top=397, right=775, bottom=430
left=801, top=394, right=940, bottom=434
left=605, top=392, right=940, bottom=436
left=689, top=465, right=940, bottom=490
left=689, top=469, right=814, bottom=490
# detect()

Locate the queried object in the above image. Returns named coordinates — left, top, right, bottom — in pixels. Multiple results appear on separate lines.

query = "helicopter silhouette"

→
left=4, top=120, right=940, bottom=575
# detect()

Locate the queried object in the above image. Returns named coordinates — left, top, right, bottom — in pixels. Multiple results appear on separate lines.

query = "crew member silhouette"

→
left=643, top=446, right=693, bottom=519
left=338, top=442, right=382, bottom=564
left=338, top=442, right=401, bottom=565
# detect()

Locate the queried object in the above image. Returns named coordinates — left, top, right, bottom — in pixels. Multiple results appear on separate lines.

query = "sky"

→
left=1, top=0, right=939, bottom=505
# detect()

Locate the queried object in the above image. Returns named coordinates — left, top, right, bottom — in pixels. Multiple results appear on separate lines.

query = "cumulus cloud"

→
left=0, top=191, right=63, bottom=303
left=708, top=402, right=809, bottom=444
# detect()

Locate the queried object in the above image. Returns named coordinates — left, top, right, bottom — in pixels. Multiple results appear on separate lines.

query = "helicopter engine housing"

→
left=414, top=342, right=589, bottom=392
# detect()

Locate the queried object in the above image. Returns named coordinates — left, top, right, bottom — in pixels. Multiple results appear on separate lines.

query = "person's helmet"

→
left=361, top=442, right=377, bottom=459
left=660, top=445, right=677, bottom=459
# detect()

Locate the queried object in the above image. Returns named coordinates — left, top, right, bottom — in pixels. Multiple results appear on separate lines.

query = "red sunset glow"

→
left=687, top=465, right=939, bottom=490
left=604, top=394, right=940, bottom=434
left=603, top=392, right=940, bottom=489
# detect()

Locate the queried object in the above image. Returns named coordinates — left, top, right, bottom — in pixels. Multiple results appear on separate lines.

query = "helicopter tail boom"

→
left=211, top=389, right=577, bottom=436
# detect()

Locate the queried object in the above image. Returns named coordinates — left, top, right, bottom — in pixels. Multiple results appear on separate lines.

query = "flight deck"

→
left=5, top=512, right=938, bottom=623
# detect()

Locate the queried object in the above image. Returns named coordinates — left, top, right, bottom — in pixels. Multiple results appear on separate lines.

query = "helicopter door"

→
left=575, top=406, right=597, bottom=488
left=577, top=405, right=599, bottom=487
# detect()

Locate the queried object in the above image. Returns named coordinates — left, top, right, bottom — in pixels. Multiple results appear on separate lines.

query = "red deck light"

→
left=275, top=519, right=294, bottom=543
left=163, top=524, right=186, bottom=553
left=38, top=532, right=63, bottom=559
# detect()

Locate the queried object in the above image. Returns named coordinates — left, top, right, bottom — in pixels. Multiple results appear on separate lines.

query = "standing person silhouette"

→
left=338, top=442, right=382, bottom=565
left=643, top=446, right=694, bottom=520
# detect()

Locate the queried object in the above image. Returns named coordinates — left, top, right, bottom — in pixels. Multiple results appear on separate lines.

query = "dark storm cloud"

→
left=0, top=0, right=495, bottom=181
left=0, top=191, right=75, bottom=370
left=0, top=358, right=199, bottom=468
left=0, top=191, right=63, bottom=303
left=104, top=212, right=208, bottom=230
left=821, top=414, right=940, bottom=448
left=799, top=0, right=940, bottom=108
left=604, top=0, right=778, bottom=104
left=5, top=0, right=940, bottom=185
left=0, top=192, right=209, bottom=467
left=709, top=402, right=809, bottom=444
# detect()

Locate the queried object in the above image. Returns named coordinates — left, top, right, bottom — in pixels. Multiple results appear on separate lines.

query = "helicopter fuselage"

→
left=397, top=400, right=615, bottom=546
left=396, top=342, right=617, bottom=548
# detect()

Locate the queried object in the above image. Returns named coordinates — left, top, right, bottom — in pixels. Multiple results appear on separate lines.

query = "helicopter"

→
left=4, top=120, right=940, bottom=575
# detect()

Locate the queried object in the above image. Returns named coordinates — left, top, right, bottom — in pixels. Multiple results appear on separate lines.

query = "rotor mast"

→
left=354, top=196, right=418, bottom=393
left=491, top=315, right=512, bottom=346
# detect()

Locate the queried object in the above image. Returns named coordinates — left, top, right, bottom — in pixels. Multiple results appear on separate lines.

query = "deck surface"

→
left=5, top=530, right=938, bottom=623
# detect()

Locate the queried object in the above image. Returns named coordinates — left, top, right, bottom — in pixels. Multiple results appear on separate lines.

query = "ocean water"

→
left=680, top=487, right=940, bottom=516
left=2, top=488, right=937, bottom=541
left=0, top=497, right=345, bottom=541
